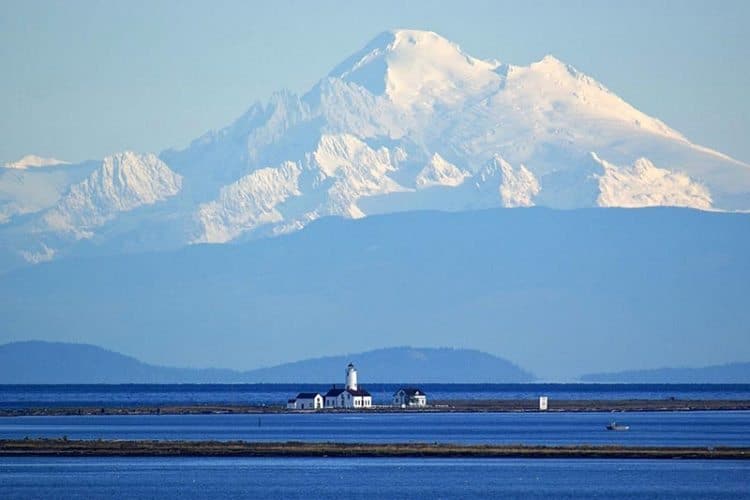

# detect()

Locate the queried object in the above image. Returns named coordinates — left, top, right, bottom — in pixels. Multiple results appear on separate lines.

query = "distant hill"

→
left=0, top=341, right=239, bottom=384
left=245, top=347, right=534, bottom=383
left=0, top=342, right=533, bottom=384
left=580, top=363, right=750, bottom=384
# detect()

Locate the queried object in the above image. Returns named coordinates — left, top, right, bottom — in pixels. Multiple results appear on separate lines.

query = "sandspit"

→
left=0, top=439, right=748, bottom=460
left=1, top=399, right=749, bottom=417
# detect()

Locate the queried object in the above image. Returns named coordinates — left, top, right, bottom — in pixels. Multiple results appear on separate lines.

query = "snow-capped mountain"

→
left=415, top=154, right=470, bottom=189
left=40, top=152, right=182, bottom=240
left=1, top=29, right=749, bottom=269
left=4, top=152, right=181, bottom=264
left=2, top=155, right=70, bottom=169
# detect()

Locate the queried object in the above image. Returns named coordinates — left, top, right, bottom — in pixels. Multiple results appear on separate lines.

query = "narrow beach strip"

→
left=1, top=439, right=748, bottom=459
left=2, top=399, right=749, bottom=417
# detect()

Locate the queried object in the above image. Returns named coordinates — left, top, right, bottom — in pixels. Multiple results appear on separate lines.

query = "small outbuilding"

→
left=393, top=387, right=427, bottom=407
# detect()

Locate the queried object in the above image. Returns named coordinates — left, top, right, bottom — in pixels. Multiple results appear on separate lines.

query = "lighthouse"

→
left=290, top=361, right=371, bottom=410
left=321, top=362, right=371, bottom=409
left=345, top=363, right=358, bottom=391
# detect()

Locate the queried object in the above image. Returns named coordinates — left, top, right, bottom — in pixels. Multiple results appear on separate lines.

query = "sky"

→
left=1, top=0, right=749, bottom=165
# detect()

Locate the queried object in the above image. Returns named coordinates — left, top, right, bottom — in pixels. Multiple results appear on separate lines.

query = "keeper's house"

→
left=392, top=387, right=428, bottom=407
left=287, top=392, right=323, bottom=410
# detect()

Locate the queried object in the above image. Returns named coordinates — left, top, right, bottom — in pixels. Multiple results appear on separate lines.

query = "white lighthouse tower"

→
left=345, top=363, right=358, bottom=391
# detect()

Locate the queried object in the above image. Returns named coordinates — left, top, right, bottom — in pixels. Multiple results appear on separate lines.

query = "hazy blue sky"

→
left=2, top=0, right=748, bottom=164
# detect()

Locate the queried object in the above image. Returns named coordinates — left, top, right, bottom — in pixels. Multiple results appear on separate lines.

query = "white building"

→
left=392, top=387, right=427, bottom=407
left=287, top=392, right=323, bottom=410
left=323, top=363, right=372, bottom=409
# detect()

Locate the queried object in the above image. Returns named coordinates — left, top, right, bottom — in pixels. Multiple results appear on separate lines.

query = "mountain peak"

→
left=328, top=29, right=500, bottom=108
left=388, top=28, right=455, bottom=48
left=526, top=54, right=582, bottom=80
left=537, top=54, right=566, bottom=66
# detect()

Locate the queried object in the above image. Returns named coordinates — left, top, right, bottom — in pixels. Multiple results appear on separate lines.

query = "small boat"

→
left=606, top=421, right=630, bottom=431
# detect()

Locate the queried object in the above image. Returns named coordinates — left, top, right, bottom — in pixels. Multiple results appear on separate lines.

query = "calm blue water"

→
left=1, top=383, right=749, bottom=408
left=0, top=457, right=748, bottom=499
left=1, top=411, right=748, bottom=446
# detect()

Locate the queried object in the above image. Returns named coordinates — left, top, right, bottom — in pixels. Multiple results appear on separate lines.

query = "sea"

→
left=1, top=457, right=748, bottom=499
left=2, top=383, right=749, bottom=408
left=1, top=384, right=748, bottom=498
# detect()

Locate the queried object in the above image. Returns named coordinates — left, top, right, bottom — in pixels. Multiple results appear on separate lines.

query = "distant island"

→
left=4, top=341, right=748, bottom=384
left=581, top=363, right=750, bottom=384
left=0, top=341, right=533, bottom=384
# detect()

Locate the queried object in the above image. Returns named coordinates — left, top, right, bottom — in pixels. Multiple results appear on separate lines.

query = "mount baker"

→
left=2, top=29, right=749, bottom=270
